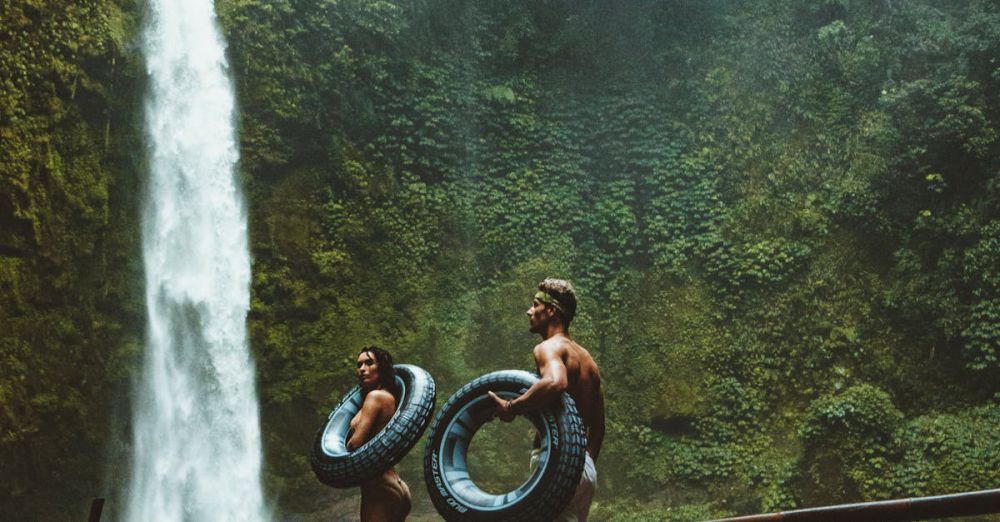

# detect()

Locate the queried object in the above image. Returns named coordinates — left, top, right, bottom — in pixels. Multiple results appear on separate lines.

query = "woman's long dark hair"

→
left=359, top=346, right=398, bottom=397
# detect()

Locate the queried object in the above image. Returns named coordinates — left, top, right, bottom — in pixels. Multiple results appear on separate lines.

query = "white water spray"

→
left=127, top=0, right=268, bottom=520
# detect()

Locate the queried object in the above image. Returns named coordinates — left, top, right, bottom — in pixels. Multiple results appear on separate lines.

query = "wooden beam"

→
left=710, top=488, right=1000, bottom=522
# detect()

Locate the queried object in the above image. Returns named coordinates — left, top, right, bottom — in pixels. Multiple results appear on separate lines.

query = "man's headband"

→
left=534, top=291, right=564, bottom=313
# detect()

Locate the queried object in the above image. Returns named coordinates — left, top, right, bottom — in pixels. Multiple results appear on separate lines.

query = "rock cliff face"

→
left=1, top=1, right=145, bottom=519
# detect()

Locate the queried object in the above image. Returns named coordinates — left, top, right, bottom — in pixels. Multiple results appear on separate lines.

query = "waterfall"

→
left=127, top=0, right=268, bottom=519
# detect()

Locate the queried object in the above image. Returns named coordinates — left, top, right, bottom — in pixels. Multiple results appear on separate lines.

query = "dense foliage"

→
left=5, top=0, right=1000, bottom=520
left=0, top=0, right=143, bottom=518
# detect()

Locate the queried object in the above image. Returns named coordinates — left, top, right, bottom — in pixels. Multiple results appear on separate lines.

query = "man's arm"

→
left=489, top=342, right=567, bottom=419
left=346, top=390, right=393, bottom=451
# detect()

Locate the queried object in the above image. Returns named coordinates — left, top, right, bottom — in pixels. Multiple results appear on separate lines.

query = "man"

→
left=488, top=278, right=604, bottom=522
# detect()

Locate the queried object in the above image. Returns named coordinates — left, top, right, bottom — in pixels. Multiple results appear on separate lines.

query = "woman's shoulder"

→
left=364, top=388, right=396, bottom=408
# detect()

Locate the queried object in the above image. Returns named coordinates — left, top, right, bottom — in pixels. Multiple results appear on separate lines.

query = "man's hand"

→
left=487, top=391, right=516, bottom=422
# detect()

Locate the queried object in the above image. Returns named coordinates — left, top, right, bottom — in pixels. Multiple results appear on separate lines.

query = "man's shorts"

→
left=530, top=449, right=597, bottom=522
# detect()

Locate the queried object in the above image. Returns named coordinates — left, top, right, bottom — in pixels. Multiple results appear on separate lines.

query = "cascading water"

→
left=126, top=0, right=268, bottom=520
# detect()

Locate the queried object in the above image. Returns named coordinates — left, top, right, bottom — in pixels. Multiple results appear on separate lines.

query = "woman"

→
left=347, top=346, right=412, bottom=522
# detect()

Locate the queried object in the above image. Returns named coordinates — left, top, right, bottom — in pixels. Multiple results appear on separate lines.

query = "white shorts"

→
left=530, top=449, right=597, bottom=522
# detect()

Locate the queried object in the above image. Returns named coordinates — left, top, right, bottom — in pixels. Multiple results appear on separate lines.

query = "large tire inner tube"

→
left=424, top=370, right=586, bottom=521
left=310, top=364, right=436, bottom=488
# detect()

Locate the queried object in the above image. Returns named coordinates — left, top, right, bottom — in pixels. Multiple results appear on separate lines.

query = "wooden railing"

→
left=90, top=489, right=1000, bottom=521
left=710, top=488, right=1000, bottom=521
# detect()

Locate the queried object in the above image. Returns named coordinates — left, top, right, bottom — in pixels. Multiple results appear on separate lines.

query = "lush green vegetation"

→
left=0, top=0, right=143, bottom=518
left=5, top=0, right=1000, bottom=519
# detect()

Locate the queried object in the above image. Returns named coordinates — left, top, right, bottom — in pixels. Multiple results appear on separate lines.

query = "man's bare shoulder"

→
left=571, top=342, right=601, bottom=376
left=533, top=336, right=572, bottom=358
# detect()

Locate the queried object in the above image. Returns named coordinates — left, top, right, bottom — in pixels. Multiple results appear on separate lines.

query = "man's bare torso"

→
left=536, top=335, right=604, bottom=459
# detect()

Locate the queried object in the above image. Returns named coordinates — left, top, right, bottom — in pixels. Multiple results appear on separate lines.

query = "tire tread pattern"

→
left=310, top=365, right=436, bottom=488
left=424, top=370, right=586, bottom=522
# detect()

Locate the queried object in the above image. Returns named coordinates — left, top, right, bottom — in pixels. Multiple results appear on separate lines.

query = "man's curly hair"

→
left=538, top=278, right=577, bottom=329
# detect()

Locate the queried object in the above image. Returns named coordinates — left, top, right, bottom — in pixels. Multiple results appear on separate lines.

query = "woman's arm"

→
left=346, top=390, right=395, bottom=451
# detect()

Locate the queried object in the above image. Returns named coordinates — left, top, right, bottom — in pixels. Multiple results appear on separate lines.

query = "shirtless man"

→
left=488, top=278, right=604, bottom=522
